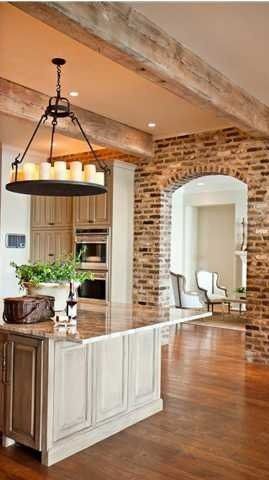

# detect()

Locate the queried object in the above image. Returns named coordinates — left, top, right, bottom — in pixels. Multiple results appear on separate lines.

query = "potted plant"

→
left=11, top=256, right=92, bottom=311
left=235, top=286, right=247, bottom=299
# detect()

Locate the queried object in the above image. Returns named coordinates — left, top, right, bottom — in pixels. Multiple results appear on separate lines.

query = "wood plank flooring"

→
left=1, top=323, right=269, bottom=479
left=189, top=312, right=246, bottom=331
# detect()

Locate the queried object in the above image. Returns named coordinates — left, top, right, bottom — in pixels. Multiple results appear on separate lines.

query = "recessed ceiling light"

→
left=69, top=91, right=79, bottom=97
left=197, top=182, right=205, bottom=186
left=148, top=122, right=156, bottom=128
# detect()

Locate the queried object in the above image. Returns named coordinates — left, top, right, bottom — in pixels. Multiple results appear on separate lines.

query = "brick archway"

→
left=133, top=128, right=269, bottom=363
left=161, top=163, right=248, bottom=193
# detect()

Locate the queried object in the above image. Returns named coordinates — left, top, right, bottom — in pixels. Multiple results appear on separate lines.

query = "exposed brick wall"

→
left=133, top=127, right=269, bottom=364
left=55, top=130, right=269, bottom=364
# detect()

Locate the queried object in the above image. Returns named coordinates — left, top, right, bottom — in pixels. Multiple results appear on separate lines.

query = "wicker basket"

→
left=3, top=295, right=55, bottom=324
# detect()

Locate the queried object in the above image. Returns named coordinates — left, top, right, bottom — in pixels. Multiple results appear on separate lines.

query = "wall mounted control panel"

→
left=6, top=234, right=26, bottom=249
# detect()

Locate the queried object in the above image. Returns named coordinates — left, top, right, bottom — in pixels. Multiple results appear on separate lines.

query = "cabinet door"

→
left=73, top=197, right=95, bottom=226
left=31, top=196, right=47, bottom=228
left=0, top=334, right=7, bottom=432
left=31, top=230, right=72, bottom=263
left=129, top=329, right=160, bottom=408
left=53, top=342, right=92, bottom=441
left=31, top=230, right=46, bottom=263
left=31, top=230, right=55, bottom=263
left=94, top=173, right=111, bottom=225
left=94, top=193, right=109, bottom=225
left=5, top=336, right=43, bottom=450
left=53, top=198, right=73, bottom=227
left=31, top=197, right=72, bottom=228
left=54, top=230, right=73, bottom=260
left=73, top=174, right=111, bottom=227
left=95, top=336, right=128, bottom=424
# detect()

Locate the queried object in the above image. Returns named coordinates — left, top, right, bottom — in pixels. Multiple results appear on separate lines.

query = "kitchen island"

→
left=0, top=303, right=211, bottom=466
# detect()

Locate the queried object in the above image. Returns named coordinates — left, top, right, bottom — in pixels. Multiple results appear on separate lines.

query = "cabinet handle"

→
left=88, top=220, right=93, bottom=223
left=48, top=253, right=55, bottom=257
left=48, top=222, right=55, bottom=226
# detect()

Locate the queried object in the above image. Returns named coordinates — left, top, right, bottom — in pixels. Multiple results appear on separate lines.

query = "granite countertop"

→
left=0, top=302, right=211, bottom=344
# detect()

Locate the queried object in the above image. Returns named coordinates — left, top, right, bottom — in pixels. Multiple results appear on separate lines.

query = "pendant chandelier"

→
left=6, top=58, right=108, bottom=197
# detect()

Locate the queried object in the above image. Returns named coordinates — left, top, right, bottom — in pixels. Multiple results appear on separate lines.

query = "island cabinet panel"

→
left=31, top=196, right=73, bottom=229
left=31, top=229, right=72, bottom=263
left=95, top=336, right=128, bottom=423
left=129, top=329, right=161, bottom=408
left=0, top=334, right=7, bottom=432
left=5, top=335, right=43, bottom=450
left=53, top=342, right=92, bottom=441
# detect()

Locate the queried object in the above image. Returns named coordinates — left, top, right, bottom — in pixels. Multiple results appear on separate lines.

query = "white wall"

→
left=170, top=188, right=184, bottom=273
left=183, top=189, right=247, bottom=250
left=183, top=205, right=198, bottom=290
left=196, top=204, right=235, bottom=293
left=111, top=161, right=136, bottom=304
left=0, top=144, right=46, bottom=297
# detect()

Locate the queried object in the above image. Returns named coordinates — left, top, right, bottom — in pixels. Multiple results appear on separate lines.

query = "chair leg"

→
left=207, top=303, right=210, bottom=312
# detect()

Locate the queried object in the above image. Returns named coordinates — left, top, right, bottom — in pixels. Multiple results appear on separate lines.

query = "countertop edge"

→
left=0, top=311, right=212, bottom=344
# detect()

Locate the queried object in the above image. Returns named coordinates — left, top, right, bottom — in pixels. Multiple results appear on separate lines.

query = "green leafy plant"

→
left=11, top=255, right=93, bottom=288
left=235, top=286, right=246, bottom=295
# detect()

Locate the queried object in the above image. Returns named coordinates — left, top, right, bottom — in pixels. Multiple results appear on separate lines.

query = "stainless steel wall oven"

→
left=75, top=228, right=110, bottom=302
left=78, top=271, right=108, bottom=302
left=75, top=228, right=110, bottom=271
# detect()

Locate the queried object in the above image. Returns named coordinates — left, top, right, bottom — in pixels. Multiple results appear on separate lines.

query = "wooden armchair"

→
left=196, top=270, right=230, bottom=312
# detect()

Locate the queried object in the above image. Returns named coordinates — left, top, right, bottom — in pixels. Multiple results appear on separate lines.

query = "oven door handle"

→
left=75, top=239, right=107, bottom=244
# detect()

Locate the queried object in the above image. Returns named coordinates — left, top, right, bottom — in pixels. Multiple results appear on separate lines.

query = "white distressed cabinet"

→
left=0, top=328, right=163, bottom=467
left=95, top=336, right=128, bottom=423
left=129, top=329, right=161, bottom=408
left=53, top=342, right=93, bottom=441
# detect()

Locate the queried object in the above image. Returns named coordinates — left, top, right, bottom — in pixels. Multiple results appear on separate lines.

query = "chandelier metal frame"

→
left=6, top=58, right=109, bottom=197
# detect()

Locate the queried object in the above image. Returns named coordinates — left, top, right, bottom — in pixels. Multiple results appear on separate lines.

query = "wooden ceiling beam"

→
left=0, top=77, right=153, bottom=158
left=13, top=1, right=269, bottom=137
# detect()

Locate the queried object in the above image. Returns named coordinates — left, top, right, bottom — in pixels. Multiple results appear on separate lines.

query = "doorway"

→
left=170, top=174, right=247, bottom=330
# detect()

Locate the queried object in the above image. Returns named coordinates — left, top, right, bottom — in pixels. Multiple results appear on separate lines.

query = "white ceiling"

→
left=0, top=3, right=229, bottom=154
left=183, top=175, right=247, bottom=194
left=135, top=2, right=269, bottom=106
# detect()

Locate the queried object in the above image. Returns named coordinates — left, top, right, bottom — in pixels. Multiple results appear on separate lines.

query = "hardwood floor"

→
left=1, top=324, right=269, bottom=479
left=189, top=311, right=246, bottom=331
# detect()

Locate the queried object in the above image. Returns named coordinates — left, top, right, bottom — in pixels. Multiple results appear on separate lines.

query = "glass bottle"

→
left=66, top=281, right=78, bottom=324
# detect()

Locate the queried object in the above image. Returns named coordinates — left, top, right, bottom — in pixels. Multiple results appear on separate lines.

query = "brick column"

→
left=133, top=127, right=269, bottom=364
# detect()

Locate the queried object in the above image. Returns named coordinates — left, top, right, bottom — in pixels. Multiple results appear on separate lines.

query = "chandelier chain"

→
left=56, top=65, right=61, bottom=97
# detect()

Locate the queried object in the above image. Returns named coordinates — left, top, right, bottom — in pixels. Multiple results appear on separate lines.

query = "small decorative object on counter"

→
left=66, top=282, right=78, bottom=324
left=3, top=295, right=54, bottom=324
